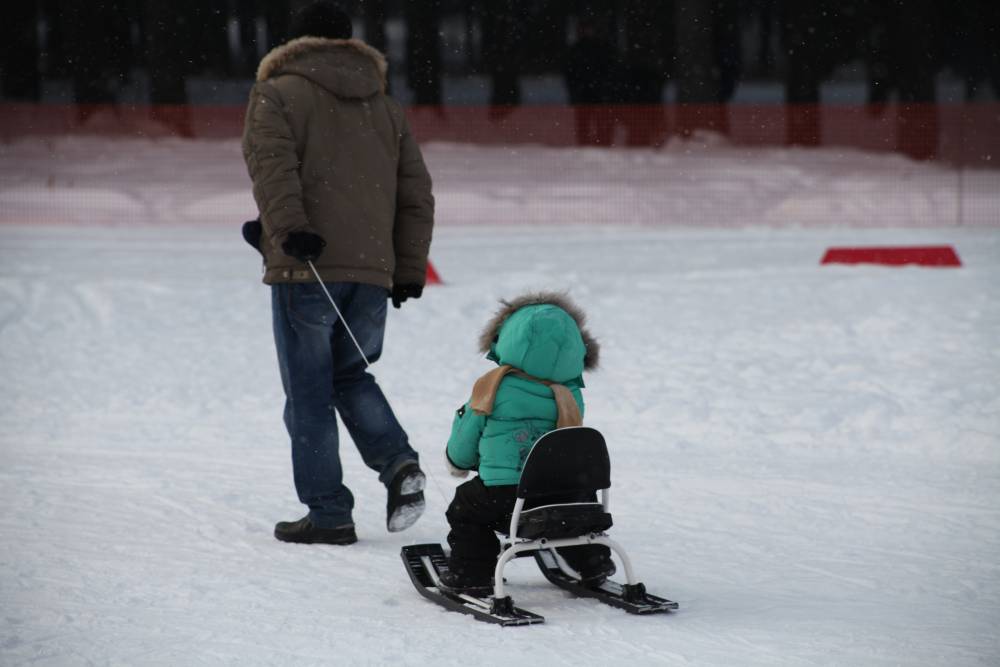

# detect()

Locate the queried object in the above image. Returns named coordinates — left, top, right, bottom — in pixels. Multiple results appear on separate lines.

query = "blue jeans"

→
left=272, top=282, right=418, bottom=528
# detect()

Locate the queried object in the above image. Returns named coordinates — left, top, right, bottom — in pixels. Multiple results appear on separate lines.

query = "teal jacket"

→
left=447, top=292, right=600, bottom=486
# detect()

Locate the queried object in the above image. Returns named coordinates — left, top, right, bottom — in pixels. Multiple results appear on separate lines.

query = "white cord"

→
left=306, top=260, right=371, bottom=368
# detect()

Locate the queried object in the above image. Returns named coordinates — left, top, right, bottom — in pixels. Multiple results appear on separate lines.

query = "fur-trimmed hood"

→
left=478, top=291, right=600, bottom=371
left=256, top=36, right=388, bottom=97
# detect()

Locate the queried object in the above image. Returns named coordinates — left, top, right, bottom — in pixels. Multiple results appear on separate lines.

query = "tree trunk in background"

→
left=675, top=0, right=727, bottom=135
left=62, top=2, right=122, bottom=106
left=1, top=0, right=42, bottom=100
left=621, top=0, right=672, bottom=145
left=236, top=0, right=259, bottom=77
left=481, top=0, right=522, bottom=116
left=362, top=0, right=387, bottom=53
left=143, top=0, right=192, bottom=136
left=405, top=0, right=442, bottom=106
left=361, top=0, right=389, bottom=94
left=780, top=1, right=825, bottom=145
left=892, top=0, right=938, bottom=160
left=234, top=1, right=291, bottom=76
left=263, top=0, right=292, bottom=50
left=189, top=4, right=230, bottom=76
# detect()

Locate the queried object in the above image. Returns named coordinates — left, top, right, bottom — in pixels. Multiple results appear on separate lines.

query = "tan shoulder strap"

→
left=548, top=383, right=583, bottom=428
left=469, top=365, right=514, bottom=415
left=469, top=364, right=582, bottom=428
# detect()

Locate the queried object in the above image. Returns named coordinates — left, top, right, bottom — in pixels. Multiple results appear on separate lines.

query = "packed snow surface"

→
left=1, top=137, right=999, bottom=666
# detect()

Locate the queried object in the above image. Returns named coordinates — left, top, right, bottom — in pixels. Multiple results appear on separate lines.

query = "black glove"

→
left=241, top=218, right=263, bottom=254
left=391, top=283, right=423, bottom=309
left=281, top=231, right=326, bottom=263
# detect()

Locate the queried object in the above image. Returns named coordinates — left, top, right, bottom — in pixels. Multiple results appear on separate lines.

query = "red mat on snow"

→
left=821, top=246, right=962, bottom=267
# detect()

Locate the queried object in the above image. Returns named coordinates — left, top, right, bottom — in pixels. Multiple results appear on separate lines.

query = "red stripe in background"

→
left=2, top=102, right=999, bottom=166
left=821, top=246, right=962, bottom=267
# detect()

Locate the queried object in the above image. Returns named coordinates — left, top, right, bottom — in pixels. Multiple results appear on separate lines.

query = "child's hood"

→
left=478, top=291, right=600, bottom=384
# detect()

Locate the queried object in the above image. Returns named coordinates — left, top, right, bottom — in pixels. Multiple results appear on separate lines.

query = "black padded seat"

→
left=516, top=502, right=613, bottom=540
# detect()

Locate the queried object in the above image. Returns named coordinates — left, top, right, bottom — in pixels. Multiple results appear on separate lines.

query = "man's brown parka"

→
left=242, top=36, right=434, bottom=288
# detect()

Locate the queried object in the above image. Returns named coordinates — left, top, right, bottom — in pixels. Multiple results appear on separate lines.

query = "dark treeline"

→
left=2, top=1, right=998, bottom=145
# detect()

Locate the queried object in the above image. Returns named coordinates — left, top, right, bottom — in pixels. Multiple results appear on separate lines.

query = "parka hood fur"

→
left=256, top=36, right=388, bottom=96
left=478, top=291, right=600, bottom=370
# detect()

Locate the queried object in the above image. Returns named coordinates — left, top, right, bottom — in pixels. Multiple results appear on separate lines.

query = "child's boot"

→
left=437, top=568, right=493, bottom=596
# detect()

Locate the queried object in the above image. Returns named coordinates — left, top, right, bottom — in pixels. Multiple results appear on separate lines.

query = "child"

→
left=439, top=292, right=615, bottom=595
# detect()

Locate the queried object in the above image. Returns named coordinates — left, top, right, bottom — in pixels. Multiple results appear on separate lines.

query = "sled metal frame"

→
left=492, top=490, right=637, bottom=599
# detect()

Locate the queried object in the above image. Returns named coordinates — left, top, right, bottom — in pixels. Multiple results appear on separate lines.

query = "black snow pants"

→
left=445, top=476, right=612, bottom=582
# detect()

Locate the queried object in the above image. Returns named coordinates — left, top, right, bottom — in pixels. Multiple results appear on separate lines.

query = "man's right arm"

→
left=392, top=111, right=435, bottom=288
left=241, top=82, right=312, bottom=250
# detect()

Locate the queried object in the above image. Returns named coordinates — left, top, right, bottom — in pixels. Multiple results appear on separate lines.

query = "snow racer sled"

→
left=402, top=426, right=678, bottom=626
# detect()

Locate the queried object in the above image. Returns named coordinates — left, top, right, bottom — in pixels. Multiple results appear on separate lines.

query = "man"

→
left=242, top=2, right=434, bottom=545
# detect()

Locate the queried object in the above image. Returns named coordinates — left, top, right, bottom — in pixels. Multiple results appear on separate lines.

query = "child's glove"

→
left=445, top=451, right=470, bottom=479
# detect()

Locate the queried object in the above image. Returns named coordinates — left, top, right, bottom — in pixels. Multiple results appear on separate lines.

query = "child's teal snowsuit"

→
left=443, top=292, right=612, bottom=586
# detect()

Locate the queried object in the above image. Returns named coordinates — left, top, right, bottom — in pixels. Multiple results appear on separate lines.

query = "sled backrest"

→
left=517, top=427, right=611, bottom=500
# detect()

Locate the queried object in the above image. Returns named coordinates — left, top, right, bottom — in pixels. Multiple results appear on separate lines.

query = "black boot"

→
left=386, top=462, right=426, bottom=532
left=578, top=559, right=616, bottom=587
left=558, top=545, right=616, bottom=586
left=274, top=516, right=357, bottom=545
left=437, top=569, right=493, bottom=597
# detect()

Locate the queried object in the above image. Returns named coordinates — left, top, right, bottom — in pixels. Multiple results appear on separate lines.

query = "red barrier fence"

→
left=1, top=102, right=998, bottom=166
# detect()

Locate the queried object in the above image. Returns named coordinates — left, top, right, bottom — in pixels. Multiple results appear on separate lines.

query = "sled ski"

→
left=534, top=549, right=678, bottom=614
left=401, top=544, right=545, bottom=626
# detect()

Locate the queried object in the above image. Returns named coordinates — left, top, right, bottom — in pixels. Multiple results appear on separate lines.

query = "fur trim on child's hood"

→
left=477, top=291, right=600, bottom=370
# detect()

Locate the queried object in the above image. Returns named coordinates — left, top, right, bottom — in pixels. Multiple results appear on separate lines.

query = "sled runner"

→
left=533, top=549, right=678, bottom=614
left=402, top=543, right=544, bottom=626
left=402, top=427, right=678, bottom=625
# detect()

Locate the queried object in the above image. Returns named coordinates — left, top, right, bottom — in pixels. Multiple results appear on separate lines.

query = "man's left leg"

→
left=330, top=283, right=425, bottom=531
left=271, top=282, right=357, bottom=545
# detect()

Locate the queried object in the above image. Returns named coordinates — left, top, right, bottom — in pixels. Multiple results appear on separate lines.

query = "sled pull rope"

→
left=424, top=466, right=452, bottom=505
left=307, top=260, right=371, bottom=368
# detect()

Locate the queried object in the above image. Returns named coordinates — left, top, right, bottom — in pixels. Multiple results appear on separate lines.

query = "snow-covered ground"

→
left=1, top=138, right=999, bottom=666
